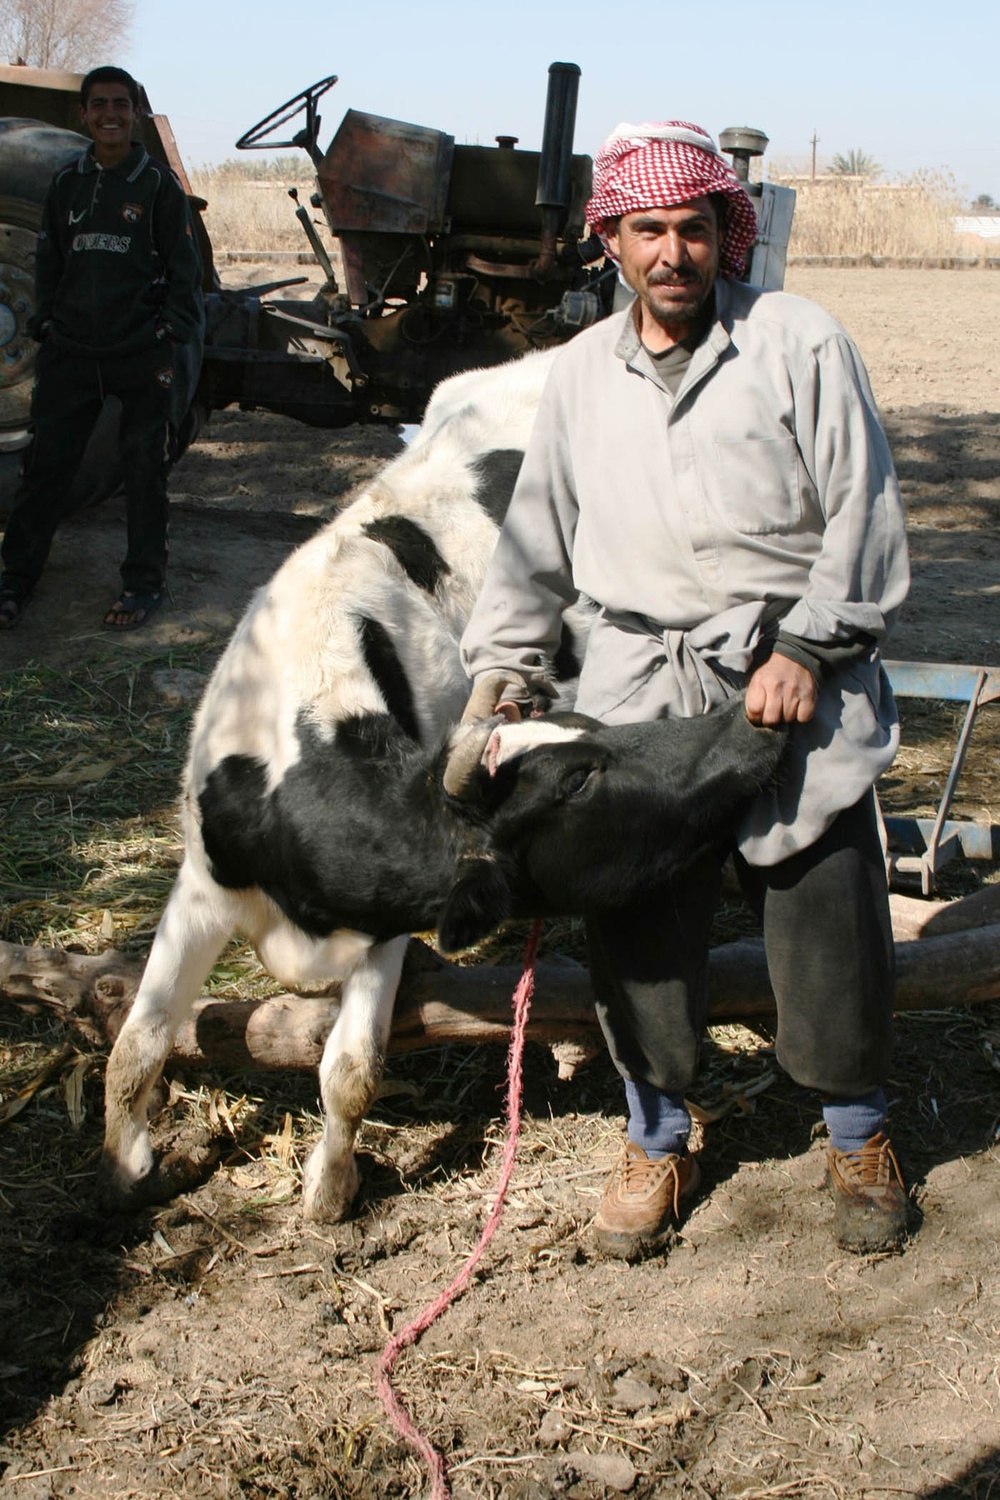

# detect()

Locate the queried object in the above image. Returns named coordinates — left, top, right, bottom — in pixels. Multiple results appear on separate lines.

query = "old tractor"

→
left=0, top=60, right=794, bottom=491
left=205, top=65, right=604, bottom=429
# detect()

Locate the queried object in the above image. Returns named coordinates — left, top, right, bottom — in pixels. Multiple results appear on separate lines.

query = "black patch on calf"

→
left=471, top=449, right=526, bottom=527
left=362, top=515, right=450, bottom=594
left=334, top=711, right=408, bottom=760
left=359, top=615, right=420, bottom=743
left=199, top=754, right=271, bottom=895
left=198, top=712, right=464, bottom=941
left=437, top=857, right=513, bottom=954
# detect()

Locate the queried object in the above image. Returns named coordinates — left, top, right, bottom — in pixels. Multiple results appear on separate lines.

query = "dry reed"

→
left=190, top=158, right=970, bottom=262
left=189, top=162, right=330, bottom=255
left=777, top=170, right=966, bottom=259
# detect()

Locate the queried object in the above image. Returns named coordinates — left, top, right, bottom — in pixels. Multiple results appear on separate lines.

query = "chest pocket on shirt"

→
left=711, top=435, right=803, bottom=536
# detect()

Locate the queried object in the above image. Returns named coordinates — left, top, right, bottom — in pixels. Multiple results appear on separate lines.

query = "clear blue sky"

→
left=125, top=0, right=998, bottom=199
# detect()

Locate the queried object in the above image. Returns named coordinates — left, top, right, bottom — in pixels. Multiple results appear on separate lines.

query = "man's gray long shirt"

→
left=460, top=277, right=911, bottom=865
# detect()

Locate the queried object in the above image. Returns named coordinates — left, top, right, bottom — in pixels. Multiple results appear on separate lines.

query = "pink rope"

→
left=375, top=918, right=542, bottom=1498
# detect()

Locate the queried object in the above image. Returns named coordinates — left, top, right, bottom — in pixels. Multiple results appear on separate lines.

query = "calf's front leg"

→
left=301, top=935, right=408, bottom=1221
left=102, top=867, right=232, bottom=1205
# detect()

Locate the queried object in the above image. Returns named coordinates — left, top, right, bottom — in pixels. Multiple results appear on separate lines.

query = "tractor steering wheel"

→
left=235, top=76, right=338, bottom=158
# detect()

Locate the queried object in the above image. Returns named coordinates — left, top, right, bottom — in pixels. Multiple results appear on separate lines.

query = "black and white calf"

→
left=102, top=349, right=577, bottom=1221
left=101, top=350, right=787, bottom=1223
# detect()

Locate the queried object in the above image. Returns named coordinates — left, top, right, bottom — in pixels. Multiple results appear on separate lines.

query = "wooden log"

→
left=0, top=937, right=604, bottom=1077
left=889, top=883, right=1000, bottom=940
left=172, top=959, right=606, bottom=1079
left=0, top=942, right=137, bottom=1010
left=706, top=924, right=1000, bottom=1018
left=3, top=915, right=1000, bottom=1077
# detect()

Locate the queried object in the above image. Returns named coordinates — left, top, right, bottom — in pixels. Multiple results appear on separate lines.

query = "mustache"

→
left=648, top=269, right=701, bottom=286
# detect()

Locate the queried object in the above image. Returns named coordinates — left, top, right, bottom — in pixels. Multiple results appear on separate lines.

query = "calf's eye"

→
left=564, top=766, right=594, bottom=798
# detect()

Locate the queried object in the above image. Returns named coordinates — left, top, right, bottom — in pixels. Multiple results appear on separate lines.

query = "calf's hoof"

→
left=301, top=1145, right=360, bottom=1223
left=97, top=1134, right=220, bottom=1211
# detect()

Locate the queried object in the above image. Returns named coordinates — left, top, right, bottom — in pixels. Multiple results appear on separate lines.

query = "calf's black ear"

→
left=437, top=859, right=512, bottom=954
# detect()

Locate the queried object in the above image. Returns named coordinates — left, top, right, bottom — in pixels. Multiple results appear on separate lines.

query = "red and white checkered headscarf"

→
left=585, top=121, right=758, bottom=279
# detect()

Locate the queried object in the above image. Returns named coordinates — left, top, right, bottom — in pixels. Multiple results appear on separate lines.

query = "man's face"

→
left=79, top=84, right=136, bottom=160
left=605, top=197, right=720, bottom=345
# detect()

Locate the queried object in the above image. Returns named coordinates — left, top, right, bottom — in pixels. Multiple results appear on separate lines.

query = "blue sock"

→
left=823, top=1088, right=887, bottom=1153
left=625, top=1079, right=691, bottom=1159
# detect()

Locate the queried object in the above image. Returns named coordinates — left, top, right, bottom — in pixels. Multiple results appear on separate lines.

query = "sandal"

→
left=103, top=588, right=164, bottom=632
left=0, top=582, right=32, bottom=630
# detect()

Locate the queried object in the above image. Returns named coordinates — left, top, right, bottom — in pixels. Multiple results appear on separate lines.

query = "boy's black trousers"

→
left=2, top=341, right=176, bottom=596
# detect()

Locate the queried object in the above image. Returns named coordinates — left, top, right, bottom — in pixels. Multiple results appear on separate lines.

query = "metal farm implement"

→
left=881, top=660, right=1000, bottom=895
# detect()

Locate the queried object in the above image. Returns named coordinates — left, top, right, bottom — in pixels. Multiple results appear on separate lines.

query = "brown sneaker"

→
left=592, top=1142, right=701, bottom=1261
left=828, top=1132, right=910, bottom=1254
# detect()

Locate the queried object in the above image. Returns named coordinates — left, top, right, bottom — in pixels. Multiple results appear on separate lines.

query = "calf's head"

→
left=437, top=696, right=787, bottom=952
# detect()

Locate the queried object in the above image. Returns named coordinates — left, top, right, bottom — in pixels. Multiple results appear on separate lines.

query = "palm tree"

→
left=830, top=148, right=882, bottom=180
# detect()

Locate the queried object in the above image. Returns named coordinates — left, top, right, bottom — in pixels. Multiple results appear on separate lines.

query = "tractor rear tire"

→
left=0, top=121, right=88, bottom=446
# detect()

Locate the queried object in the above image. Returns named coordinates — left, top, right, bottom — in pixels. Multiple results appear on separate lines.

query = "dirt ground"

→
left=1, top=266, right=1000, bottom=1500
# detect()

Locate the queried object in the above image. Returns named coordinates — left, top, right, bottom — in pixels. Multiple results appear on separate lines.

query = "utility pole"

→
left=810, top=130, right=818, bottom=182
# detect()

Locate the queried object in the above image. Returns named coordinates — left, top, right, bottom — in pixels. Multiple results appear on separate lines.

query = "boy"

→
left=0, top=65, right=203, bottom=631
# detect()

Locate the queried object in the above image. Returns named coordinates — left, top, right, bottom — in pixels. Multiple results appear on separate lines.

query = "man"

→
left=0, top=66, right=203, bottom=632
left=459, top=121, right=912, bottom=1259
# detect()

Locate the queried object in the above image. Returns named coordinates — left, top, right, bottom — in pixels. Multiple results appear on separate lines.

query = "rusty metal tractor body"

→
left=199, top=64, right=610, bottom=428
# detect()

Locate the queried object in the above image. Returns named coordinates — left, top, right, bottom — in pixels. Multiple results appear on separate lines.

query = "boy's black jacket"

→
left=29, top=141, right=203, bottom=358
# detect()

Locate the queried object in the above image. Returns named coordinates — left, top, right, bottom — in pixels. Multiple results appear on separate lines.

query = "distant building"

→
left=953, top=216, right=1000, bottom=240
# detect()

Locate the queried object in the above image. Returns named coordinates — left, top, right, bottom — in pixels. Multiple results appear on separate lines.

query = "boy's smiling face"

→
left=79, top=83, right=136, bottom=166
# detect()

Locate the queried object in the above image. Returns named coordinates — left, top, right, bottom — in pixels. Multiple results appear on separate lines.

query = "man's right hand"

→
left=745, top=653, right=817, bottom=726
left=461, top=669, right=533, bottom=724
